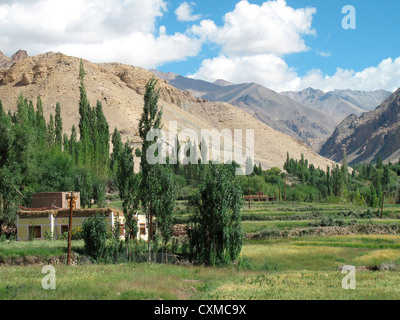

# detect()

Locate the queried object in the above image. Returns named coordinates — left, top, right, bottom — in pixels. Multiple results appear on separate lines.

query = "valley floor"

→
left=1, top=202, right=400, bottom=300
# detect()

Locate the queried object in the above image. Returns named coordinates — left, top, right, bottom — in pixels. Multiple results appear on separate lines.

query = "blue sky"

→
left=0, top=0, right=399, bottom=92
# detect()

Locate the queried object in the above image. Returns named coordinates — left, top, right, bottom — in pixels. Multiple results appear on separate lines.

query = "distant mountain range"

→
left=281, top=88, right=392, bottom=123
left=151, top=70, right=336, bottom=151
left=320, top=88, right=400, bottom=164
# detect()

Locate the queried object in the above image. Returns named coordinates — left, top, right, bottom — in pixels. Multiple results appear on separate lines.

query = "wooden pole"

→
left=149, top=202, right=152, bottom=262
left=66, top=192, right=78, bottom=266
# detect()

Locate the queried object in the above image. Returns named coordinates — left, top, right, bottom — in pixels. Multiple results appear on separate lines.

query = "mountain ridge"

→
left=151, top=71, right=337, bottom=151
left=282, top=87, right=392, bottom=123
left=319, top=88, right=400, bottom=164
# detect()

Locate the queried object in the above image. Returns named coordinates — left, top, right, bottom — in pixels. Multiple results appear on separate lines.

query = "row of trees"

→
left=283, top=152, right=400, bottom=206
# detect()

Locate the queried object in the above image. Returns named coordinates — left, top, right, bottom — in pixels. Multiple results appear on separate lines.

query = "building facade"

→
left=16, top=193, right=148, bottom=241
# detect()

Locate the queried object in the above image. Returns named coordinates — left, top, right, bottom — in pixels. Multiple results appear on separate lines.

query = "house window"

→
left=140, top=223, right=146, bottom=235
left=119, top=224, right=124, bottom=237
left=61, top=225, right=69, bottom=234
left=28, top=226, right=41, bottom=239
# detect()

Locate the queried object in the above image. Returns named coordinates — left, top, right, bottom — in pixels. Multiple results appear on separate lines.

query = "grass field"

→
left=1, top=202, right=399, bottom=300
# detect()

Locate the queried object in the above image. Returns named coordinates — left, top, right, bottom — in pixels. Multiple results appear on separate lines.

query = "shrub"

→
left=60, top=232, right=68, bottom=241
left=44, top=230, right=53, bottom=241
left=71, top=227, right=83, bottom=240
left=236, top=256, right=256, bottom=271
left=82, top=214, right=108, bottom=260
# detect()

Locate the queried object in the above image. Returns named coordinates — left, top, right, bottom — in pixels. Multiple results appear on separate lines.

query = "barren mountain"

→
left=0, top=50, right=29, bottom=69
left=282, top=88, right=391, bottom=123
left=0, top=51, right=337, bottom=171
left=151, top=71, right=336, bottom=151
left=319, top=88, right=400, bottom=164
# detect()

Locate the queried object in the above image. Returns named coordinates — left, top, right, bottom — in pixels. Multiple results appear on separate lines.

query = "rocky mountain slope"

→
left=151, top=70, right=336, bottom=151
left=0, top=50, right=29, bottom=69
left=0, top=51, right=337, bottom=171
left=319, top=89, right=400, bottom=164
left=282, top=88, right=391, bottom=123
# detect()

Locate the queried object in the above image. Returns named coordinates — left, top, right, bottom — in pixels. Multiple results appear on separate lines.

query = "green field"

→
left=1, top=202, right=400, bottom=300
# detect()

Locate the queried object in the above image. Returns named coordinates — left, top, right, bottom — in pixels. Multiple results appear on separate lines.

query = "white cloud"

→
left=316, top=50, right=331, bottom=58
left=191, top=54, right=301, bottom=92
left=0, top=0, right=202, bottom=68
left=300, top=57, right=400, bottom=92
left=55, top=31, right=203, bottom=69
left=191, top=0, right=316, bottom=56
left=192, top=54, right=400, bottom=92
left=175, top=2, right=201, bottom=22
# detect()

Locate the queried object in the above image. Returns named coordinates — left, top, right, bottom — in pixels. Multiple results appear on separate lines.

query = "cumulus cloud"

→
left=55, top=31, right=203, bottom=69
left=192, top=54, right=400, bottom=92
left=191, top=0, right=316, bottom=56
left=192, top=54, right=301, bottom=92
left=0, top=0, right=201, bottom=68
left=300, top=57, right=400, bottom=92
left=175, top=2, right=201, bottom=22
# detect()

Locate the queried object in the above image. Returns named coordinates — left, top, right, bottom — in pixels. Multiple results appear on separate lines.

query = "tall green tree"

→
left=35, top=95, right=47, bottom=147
left=116, top=141, right=140, bottom=256
left=151, top=165, right=177, bottom=263
left=46, top=114, right=55, bottom=148
left=54, top=102, right=63, bottom=150
left=138, top=77, right=164, bottom=261
left=110, top=127, right=123, bottom=174
left=78, top=61, right=91, bottom=167
left=188, top=164, right=244, bottom=266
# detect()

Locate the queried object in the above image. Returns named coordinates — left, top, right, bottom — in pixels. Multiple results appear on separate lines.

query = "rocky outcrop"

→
left=0, top=50, right=29, bottom=69
left=319, top=88, right=400, bottom=164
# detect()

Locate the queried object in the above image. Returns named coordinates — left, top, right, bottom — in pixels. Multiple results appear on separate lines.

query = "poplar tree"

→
left=188, top=164, right=244, bottom=266
left=110, top=127, right=123, bottom=174
left=35, top=95, right=47, bottom=147
left=78, top=60, right=91, bottom=167
left=151, top=164, right=177, bottom=263
left=116, top=141, right=140, bottom=257
left=138, top=77, right=164, bottom=261
left=94, top=101, right=109, bottom=176
left=55, top=102, right=63, bottom=150
left=46, top=114, right=55, bottom=148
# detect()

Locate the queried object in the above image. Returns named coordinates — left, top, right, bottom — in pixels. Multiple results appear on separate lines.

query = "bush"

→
left=236, top=256, right=256, bottom=271
left=82, top=214, right=108, bottom=260
left=60, top=232, right=68, bottom=241
left=71, top=227, right=83, bottom=240
left=44, top=230, right=53, bottom=241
